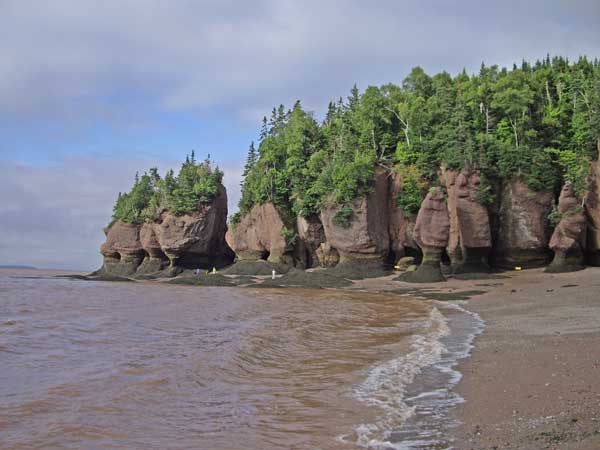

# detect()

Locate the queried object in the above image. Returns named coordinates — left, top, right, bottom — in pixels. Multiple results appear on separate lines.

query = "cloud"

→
left=1, top=0, right=598, bottom=122
left=0, top=157, right=242, bottom=270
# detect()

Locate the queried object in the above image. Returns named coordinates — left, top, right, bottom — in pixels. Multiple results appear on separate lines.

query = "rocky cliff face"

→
left=493, top=179, right=554, bottom=268
left=99, top=184, right=232, bottom=277
left=442, top=168, right=492, bottom=272
left=225, top=202, right=291, bottom=265
left=155, top=186, right=232, bottom=269
left=586, top=153, right=600, bottom=266
left=547, top=183, right=586, bottom=272
left=100, top=221, right=144, bottom=276
left=295, top=214, right=326, bottom=268
left=137, top=222, right=169, bottom=274
left=402, top=187, right=449, bottom=282
left=320, top=167, right=390, bottom=268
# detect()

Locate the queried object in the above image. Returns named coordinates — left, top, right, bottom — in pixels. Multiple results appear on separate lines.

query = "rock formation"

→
left=137, top=222, right=169, bottom=274
left=295, top=214, right=326, bottom=268
left=225, top=202, right=292, bottom=267
left=99, top=184, right=233, bottom=278
left=442, top=168, right=492, bottom=273
left=493, top=179, right=554, bottom=268
left=100, top=221, right=144, bottom=276
left=586, top=150, right=600, bottom=266
left=320, top=167, right=390, bottom=270
left=546, top=183, right=587, bottom=272
left=401, top=187, right=450, bottom=283
left=154, top=186, right=232, bottom=271
left=315, top=242, right=340, bottom=268
left=388, top=171, right=419, bottom=263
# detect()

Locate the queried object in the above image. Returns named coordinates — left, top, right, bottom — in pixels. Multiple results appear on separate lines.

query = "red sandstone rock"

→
left=296, top=215, right=326, bottom=268
left=494, top=179, right=554, bottom=268
left=225, top=202, right=290, bottom=265
left=101, top=221, right=143, bottom=258
left=441, top=168, right=491, bottom=267
left=546, top=183, right=586, bottom=273
left=414, top=187, right=450, bottom=249
left=401, top=187, right=449, bottom=283
left=154, top=185, right=232, bottom=268
left=320, top=167, right=390, bottom=265
left=585, top=146, right=600, bottom=265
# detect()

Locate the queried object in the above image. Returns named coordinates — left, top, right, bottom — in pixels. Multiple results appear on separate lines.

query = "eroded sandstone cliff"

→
left=99, top=184, right=233, bottom=277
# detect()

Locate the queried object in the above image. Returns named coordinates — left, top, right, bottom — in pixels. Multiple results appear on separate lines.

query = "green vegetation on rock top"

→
left=235, top=56, right=599, bottom=222
left=110, top=152, right=223, bottom=226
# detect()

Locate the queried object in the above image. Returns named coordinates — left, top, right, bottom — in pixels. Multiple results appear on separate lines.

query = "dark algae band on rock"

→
left=94, top=57, right=600, bottom=280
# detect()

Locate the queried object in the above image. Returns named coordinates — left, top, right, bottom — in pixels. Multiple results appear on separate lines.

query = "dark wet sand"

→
left=452, top=267, right=600, bottom=450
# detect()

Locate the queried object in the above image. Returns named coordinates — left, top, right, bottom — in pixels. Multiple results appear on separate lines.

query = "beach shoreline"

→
left=452, top=267, right=600, bottom=450
left=6, top=266, right=600, bottom=448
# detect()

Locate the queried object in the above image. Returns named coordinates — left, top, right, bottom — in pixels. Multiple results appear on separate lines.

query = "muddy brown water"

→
left=0, top=270, right=477, bottom=450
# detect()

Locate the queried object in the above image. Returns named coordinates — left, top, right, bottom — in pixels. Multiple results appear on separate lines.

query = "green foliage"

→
left=546, top=148, right=591, bottom=197
left=547, top=205, right=562, bottom=227
left=332, top=206, right=354, bottom=227
left=109, top=155, right=223, bottom=226
left=397, top=165, right=428, bottom=216
left=474, top=172, right=496, bottom=205
left=229, top=212, right=242, bottom=227
left=169, top=157, right=223, bottom=215
left=236, top=56, right=600, bottom=226
left=281, top=227, right=298, bottom=247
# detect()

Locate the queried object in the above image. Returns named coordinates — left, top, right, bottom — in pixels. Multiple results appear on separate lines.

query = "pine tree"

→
left=242, top=141, right=257, bottom=180
left=260, top=116, right=268, bottom=140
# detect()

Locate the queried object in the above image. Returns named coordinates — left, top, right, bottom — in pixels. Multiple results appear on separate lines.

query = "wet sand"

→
left=452, top=267, right=600, bottom=449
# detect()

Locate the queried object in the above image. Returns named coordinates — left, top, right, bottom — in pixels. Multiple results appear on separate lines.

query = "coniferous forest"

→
left=235, top=56, right=600, bottom=225
left=110, top=152, right=223, bottom=226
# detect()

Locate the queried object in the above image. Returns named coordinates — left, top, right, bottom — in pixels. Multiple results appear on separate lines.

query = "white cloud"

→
left=1, top=0, right=598, bottom=120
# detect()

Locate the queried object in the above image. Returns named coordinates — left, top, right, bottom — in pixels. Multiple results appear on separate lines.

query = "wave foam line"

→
left=351, top=306, right=450, bottom=449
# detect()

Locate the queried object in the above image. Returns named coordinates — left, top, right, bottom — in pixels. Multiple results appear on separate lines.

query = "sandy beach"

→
left=451, top=267, right=600, bottom=449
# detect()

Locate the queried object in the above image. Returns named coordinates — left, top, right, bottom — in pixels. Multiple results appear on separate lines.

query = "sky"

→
left=1, top=0, right=599, bottom=270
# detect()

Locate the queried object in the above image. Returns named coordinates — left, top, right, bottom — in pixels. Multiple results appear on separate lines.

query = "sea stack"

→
left=97, top=158, right=233, bottom=278
left=546, top=183, right=586, bottom=273
left=401, top=187, right=450, bottom=283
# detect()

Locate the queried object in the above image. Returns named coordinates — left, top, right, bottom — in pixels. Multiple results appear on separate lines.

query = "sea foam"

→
left=346, top=301, right=484, bottom=449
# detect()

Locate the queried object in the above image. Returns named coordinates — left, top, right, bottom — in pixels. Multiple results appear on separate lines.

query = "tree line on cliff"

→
left=234, top=55, right=600, bottom=227
left=109, top=152, right=223, bottom=226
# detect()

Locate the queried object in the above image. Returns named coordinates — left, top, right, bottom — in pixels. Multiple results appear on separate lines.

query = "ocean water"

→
left=0, top=270, right=482, bottom=450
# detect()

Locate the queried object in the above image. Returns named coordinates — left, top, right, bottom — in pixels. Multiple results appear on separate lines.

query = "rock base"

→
left=222, top=259, right=290, bottom=276
left=545, top=252, right=585, bottom=273
left=136, top=256, right=169, bottom=275
left=452, top=247, right=491, bottom=274
left=397, top=249, right=445, bottom=283
left=327, top=257, right=389, bottom=279
left=492, top=249, right=553, bottom=270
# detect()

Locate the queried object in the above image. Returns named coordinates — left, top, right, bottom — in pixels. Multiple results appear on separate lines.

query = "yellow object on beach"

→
left=515, top=266, right=522, bottom=271
left=212, top=267, right=217, bottom=274
left=394, top=265, right=401, bottom=270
